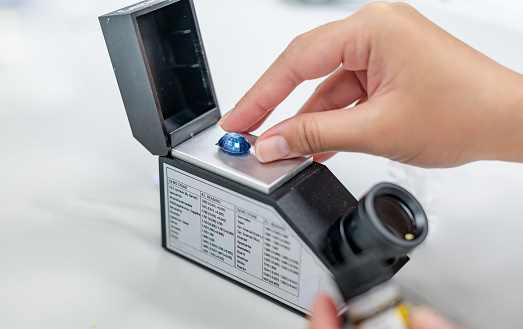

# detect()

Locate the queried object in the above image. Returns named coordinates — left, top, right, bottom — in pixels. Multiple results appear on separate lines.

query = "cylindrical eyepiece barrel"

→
left=330, top=183, right=428, bottom=262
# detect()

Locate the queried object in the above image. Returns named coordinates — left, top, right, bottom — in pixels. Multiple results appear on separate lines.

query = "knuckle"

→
left=361, top=1, right=393, bottom=16
left=293, top=116, right=324, bottom=155
left=276, top=43, right=304, bottom=86
left=275, top=51, right=301, bottom=86
left=392, top=2, right=413, bottom=10
left=358, top=1, right=407, bottom=23
left=290, top=33, right=306, bottom=47
left=285, top=32, right=308, bottom=55
left=275, top=50, right=290, bottom=67
left=356, top=1, right=413, bottom=39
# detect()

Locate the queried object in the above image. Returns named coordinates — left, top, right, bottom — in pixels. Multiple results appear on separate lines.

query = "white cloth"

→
left=388, top=160, right=523, bottom=328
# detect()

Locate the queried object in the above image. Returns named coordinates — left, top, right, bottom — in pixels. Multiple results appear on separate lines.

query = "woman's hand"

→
left=219, top=2, right=523, bottom=167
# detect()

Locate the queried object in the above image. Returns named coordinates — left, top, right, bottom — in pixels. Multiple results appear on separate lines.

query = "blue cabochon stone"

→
left=217, top=133, right=251, bottom=155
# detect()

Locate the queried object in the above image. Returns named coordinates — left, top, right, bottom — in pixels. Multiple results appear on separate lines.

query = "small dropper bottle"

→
left=345, top=281, right=410, bottom=329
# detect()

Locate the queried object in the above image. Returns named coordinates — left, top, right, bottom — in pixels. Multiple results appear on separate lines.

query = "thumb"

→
left=254, top=103, right=377, bottom=163
left=308, top=295, right=341, bottom=329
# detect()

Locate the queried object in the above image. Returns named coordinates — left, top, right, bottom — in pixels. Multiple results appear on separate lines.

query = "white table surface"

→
left=1, top=0, right=523, bottom=328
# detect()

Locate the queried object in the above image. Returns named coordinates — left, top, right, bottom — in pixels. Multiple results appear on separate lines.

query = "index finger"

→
left=219, top=15, right=371, bottom=132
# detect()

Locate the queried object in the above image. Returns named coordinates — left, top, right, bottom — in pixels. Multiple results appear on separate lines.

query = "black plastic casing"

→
left=99, top=0, right=220, bottom=156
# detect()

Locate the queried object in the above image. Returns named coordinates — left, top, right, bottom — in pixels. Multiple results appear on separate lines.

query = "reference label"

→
left=163, top=163, right=341, bottom=313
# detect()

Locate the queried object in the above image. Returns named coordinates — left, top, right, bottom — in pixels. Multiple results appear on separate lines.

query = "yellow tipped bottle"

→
left=346, top=282, right=411, bottom=329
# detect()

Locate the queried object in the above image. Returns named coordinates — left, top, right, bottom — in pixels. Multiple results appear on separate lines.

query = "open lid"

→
left=100, top=0, right=220, bottom=156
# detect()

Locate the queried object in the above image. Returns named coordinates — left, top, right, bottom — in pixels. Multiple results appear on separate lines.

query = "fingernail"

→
left=217, top=110, right=233, bottom=126
left=255, top=135, right=290, bottom=163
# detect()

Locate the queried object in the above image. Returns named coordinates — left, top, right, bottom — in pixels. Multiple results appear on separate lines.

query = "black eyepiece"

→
left=330, top=183, right=428, bottom=262
left=374, top=194, right=417, bottom=240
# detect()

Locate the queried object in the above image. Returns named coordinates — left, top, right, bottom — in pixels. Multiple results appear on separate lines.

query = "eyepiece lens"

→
left=374, top=195, right=416, bottom=240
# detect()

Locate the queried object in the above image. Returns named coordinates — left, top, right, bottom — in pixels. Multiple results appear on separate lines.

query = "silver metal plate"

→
left=171, top=125, right=312, bottom=194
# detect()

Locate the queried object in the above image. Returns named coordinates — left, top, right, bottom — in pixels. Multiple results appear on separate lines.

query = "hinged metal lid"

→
left=100, top=0, right=220, bottom=156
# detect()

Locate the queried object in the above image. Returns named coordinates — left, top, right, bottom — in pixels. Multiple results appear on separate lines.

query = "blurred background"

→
left=1, top=0, right=523, bottom=328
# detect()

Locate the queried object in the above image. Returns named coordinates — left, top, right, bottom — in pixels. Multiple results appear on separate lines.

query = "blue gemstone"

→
left=217, top=133, right=251, bottom=155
